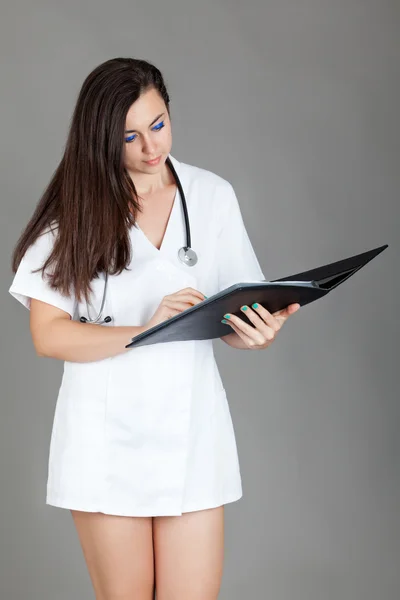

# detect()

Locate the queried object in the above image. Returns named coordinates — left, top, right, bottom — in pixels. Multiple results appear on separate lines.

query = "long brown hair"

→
left=11, top=57, right=171, bottom=304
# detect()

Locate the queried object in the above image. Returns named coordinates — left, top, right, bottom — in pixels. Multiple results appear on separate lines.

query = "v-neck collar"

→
left=133, top=154, right=182, bottom=255
left=136, top=186, right=179, bottom=253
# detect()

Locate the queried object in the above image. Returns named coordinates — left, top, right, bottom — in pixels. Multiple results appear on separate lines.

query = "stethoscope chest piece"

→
left=178, top=246, right=198, bottom=266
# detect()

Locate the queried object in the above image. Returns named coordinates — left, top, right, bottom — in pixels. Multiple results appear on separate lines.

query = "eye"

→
left=152, top=121, right=165, bottom=132
left=125, top=121, right=165, bottom=143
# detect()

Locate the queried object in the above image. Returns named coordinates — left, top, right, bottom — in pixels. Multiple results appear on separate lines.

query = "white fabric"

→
left=9, top=226, right=77, bottom=317
left=8, top=154, right=265, bottom=517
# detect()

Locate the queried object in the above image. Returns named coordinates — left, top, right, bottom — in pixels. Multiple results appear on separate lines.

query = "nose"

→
left=141, top=134, right=156, bottom=155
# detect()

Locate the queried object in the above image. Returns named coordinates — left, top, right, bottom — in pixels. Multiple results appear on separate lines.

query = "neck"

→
left=127, top=159, right=174, bottom=195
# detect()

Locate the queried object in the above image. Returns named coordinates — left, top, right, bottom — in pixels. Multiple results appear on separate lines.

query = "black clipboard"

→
left=125, top=244, right=388, bottom=349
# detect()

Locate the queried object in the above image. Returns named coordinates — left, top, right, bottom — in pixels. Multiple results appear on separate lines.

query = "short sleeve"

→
left=216, top=183, right=265, bottom=291
left=8, top=228, right=77, bottom=317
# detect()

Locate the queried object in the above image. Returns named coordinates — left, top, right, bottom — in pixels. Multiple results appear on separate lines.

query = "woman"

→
left=9, top=57, right=299, bottom=600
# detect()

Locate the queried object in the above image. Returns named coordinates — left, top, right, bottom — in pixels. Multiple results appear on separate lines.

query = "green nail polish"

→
left=241, top=305, right=248, bottom=311
left=224, top=314, right=230, bottom=319
left=221, top=319, right=228, bottom=324
left=252, top=303, right=259, bottom=309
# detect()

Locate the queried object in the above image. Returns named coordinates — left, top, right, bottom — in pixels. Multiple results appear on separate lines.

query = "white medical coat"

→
left=9, top=154, right=265, bottom=516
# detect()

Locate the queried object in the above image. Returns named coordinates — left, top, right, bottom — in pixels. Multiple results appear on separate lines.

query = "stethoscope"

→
left=79, top=156, right=198, bottom=324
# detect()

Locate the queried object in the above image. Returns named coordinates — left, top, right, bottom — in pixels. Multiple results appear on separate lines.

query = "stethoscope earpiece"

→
left=79, top=314, right=112, bottom=324
left=79, top=156, right=197, bottom=324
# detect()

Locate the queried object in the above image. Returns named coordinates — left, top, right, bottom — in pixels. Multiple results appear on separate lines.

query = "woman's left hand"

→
left=221, top=302, right=300, bottom=350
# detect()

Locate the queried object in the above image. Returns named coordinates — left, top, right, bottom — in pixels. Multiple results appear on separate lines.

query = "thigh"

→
left=153, top=505, right=224, bottom=600
left=71, top=510, right=155, bottom=600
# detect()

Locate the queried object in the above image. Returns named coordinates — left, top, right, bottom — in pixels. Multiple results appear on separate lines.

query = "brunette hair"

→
left=11, top=57, right=171, bottom=304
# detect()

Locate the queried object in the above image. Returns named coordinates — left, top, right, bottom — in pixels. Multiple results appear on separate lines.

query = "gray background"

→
left=1, top=0, right=399, bottom=598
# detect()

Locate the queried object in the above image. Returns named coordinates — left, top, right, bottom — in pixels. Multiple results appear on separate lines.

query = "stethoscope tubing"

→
left=167, top=157, right=191, bottom=249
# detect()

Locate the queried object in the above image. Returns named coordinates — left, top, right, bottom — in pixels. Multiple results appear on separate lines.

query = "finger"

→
left=239, top=305, right=279, bottom=336
left=164, top=299, right=198, bottom=312
left=222, top=312, right=269, bottom=346
left=248, top=303, right=281, bottom=331
left=161, top=307, right=181, bottom=320
left=273, top=303, right=300, bottom=318
left=165, top=292, right=202, bottom=303
left=221, top=318, right=258, bottom=348
left=272, top=303, right=300, bottom=324
left=170, top=293, right=205, bottom=306
left=177, top=288, right=206, bottom=300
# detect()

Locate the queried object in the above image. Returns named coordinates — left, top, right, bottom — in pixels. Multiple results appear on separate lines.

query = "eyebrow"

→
left=125, top=112, right=165, bottom=133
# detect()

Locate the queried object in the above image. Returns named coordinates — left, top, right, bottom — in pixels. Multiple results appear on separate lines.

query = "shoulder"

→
left=21, top=222, right=59, bottom=266
left=169, top=155, right=239, bottom=225
left=173, top=155, right=235, bottom=196
left=175, top=157, right=238, bottom=219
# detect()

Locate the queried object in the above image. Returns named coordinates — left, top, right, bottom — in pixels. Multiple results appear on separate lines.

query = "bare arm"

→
left=30, top=299, right=144, bottom=363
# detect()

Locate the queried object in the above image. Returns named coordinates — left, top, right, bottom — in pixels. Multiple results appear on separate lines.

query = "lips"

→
left=145, top=156, right=161, bottom=165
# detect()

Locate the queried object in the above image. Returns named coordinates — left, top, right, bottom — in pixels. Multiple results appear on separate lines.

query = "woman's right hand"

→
left=143, top=287, right=207, bottom=331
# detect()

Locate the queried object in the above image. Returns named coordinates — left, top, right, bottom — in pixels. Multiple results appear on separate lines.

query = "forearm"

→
left=220, top=331, right=250, bottom=349
left=37, top=319, right=145, bottom=363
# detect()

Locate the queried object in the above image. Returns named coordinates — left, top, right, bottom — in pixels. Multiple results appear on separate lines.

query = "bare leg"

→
left=71, top=510, right=155, bottom=600
left=153, top=505, right=224, bottom=600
